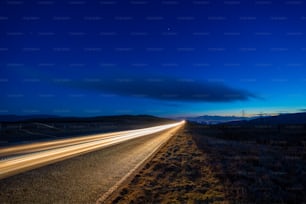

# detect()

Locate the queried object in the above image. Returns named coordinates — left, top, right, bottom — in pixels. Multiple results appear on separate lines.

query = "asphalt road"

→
left=0, top=121, right=184, bottom=204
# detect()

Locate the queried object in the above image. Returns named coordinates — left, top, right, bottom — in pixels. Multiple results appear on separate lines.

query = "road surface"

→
left=0, top=121, right=184, bottom=203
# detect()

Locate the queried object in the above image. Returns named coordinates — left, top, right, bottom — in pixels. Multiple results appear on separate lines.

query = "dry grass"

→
left=190, top=122, right=306, bottom=203
left=110, top=126, right=228, bottom=204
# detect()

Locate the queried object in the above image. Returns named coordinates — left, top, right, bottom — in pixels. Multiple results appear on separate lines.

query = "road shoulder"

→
left=106, top=124, right=228, bottom=203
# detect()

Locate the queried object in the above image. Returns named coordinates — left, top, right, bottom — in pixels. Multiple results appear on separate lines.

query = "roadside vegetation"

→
left=191, top=122, right=306, bottom=203
left=110, top=125, right=228, bottom=204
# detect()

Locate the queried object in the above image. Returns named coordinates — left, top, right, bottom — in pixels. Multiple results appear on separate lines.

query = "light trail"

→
left=0, top=121, right=185, bottom=179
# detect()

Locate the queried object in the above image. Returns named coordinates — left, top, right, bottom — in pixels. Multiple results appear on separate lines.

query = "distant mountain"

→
left=223, top=112, right=306, bottom=125
left=186, top=115, right=253, bottom=124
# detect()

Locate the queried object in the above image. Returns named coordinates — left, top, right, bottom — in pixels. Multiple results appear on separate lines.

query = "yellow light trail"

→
left=0, top=121, right=185, bottom=179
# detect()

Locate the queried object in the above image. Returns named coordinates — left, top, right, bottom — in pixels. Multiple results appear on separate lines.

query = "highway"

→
left=0, top=121, right=184, bottom=180
left=0, top=121, right=184, bottom=203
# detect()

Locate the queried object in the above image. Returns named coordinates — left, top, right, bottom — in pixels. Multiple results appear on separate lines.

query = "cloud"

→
left=70, top=77, right=257, bottom=102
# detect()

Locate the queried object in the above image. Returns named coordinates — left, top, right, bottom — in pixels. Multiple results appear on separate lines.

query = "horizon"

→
left=0, top=110, right=305, bottom=120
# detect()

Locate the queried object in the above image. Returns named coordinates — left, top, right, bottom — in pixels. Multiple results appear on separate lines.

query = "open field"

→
left=190, top=122, right=306, bottom=203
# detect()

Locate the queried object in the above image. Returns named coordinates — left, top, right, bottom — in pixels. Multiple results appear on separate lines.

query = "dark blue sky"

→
left=1, top=0, right=306, bottom=117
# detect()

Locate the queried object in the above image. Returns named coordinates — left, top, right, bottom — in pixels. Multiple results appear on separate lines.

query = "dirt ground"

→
left=108, top=124, right=228, bottom=204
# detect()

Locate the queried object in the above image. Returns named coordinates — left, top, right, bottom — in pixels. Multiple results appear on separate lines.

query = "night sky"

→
left=1, top=0, right=306, bottom=117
